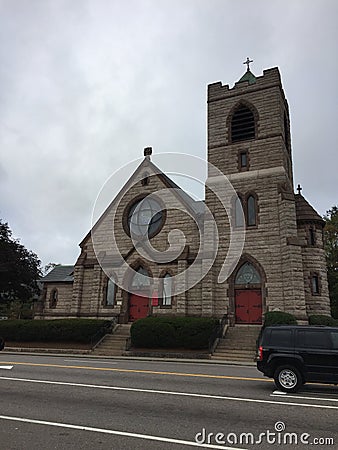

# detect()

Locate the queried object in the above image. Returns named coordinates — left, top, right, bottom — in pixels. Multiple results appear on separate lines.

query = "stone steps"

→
left=211, top=325, right=261, bottom=362
left=92, top=324, right=131, bottom=356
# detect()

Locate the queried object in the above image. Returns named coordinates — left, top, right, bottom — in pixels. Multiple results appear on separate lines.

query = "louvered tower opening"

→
left=231, top=105, right=255, bottom=142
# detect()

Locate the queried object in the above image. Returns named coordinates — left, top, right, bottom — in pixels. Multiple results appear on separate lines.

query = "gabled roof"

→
left=80, top=155, right=205, bottom=247
left=295, top=194, right=324, bottom=224
left=41, top=265, right=74, bottom=283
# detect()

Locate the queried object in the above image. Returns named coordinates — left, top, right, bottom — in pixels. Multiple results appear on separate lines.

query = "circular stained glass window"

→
left=127, top=197, right=163, bottom=238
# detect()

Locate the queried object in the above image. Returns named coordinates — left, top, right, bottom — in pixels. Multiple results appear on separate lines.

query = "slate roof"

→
left=41, top=265, right=74, bottom=283
left=295, top=194, right=324, bottom=224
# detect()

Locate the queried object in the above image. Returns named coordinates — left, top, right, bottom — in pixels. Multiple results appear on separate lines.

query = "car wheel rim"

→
left=279, top=369, right=297, bottom=388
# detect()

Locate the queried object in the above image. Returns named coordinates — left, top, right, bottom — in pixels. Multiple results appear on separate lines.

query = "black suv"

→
left=257, top=325, right=338, bottom=392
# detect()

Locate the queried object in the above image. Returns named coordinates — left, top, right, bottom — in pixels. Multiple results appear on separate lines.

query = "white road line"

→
left=0, top=366, right=13, bottom=370
left=272, top=390, right=286, bottom=395
left=271, top=393, right=338, bottom=403
left=0, top=415, right=246, bottom=450
left=0, top=376, right=337, bottom=410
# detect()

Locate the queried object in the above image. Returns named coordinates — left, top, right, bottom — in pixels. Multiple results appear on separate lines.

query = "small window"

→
left=141, top=172, right=149, bottom=186
left=49, top=289, right=58, bottom=309
left=247, top=195, right=256, bottom=226
left=231, top=104, right=255, bottom=143
left=311, top=275, right=320, bottom=295
left=309, top=227, right=316, bottom=246
left=161, top=273, right=172, bottom=306
left=240, top=152, right=247, bottom=167
left=239, top=151, right=249, bottom=171
left=297, top=330, right=330, bottom=349
left=235, top=197, right=244, bottom=227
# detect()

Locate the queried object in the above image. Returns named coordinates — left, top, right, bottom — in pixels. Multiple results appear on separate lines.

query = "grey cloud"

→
left=0, top=0, right=337, bottom=265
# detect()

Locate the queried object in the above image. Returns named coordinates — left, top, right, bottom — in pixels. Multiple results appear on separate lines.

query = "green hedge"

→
left=308, top=315, right=338, bottom=326
left=263, top=311, right=297, bottom=327
left=131, top=316, right=218, bottom=349
left=0, top=319, right=111, bottom=343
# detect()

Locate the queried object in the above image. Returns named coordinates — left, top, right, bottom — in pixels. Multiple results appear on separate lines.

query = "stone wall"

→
left=41, top=282, right=73, bottom=318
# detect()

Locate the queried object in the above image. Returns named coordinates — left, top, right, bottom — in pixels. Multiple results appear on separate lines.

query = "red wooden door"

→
left=129, top=294, right=149, bottom=322
left=235, top=289, right=262, bottom=324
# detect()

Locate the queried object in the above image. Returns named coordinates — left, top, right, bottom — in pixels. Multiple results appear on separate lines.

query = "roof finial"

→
left=243, top=57, right=253, bottom=72
left=297, top=184, right=302, bottom=195
left=144, top=147, right=152, bottom=158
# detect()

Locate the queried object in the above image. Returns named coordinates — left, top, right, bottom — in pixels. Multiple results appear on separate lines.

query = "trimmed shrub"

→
left=308, top=315, right=338, bottom=327
left=131, top=316, right=218, bottom=349
left=0, top=319, right=111, bottom=343
left=263, top=311, right=297, bottom=327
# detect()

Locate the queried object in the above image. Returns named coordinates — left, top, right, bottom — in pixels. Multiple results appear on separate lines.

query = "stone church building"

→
left=37, top=65, right=330, bottom=325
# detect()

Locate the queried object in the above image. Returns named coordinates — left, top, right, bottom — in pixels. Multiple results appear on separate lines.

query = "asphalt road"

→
left=0, top=353, right=337, bottom=449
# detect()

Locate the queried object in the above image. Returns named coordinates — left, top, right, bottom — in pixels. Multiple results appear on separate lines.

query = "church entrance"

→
left=234, top=262, right=263, bottom=324
left=235, top=289, right=262, bottom=324
left=128, top=266, right=150, bottom=322
left=129, top=294, right=149, bottom=321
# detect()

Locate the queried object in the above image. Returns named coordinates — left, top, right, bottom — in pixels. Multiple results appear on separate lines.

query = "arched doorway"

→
left=234, top=262, right=262, bottom=324
left=128, top=266, right=151, bottom=321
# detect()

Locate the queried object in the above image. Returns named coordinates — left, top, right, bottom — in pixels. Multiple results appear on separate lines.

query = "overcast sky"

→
left=0, top=0, right=337, bottom=268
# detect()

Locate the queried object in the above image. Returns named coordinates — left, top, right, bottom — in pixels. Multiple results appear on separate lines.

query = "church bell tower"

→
left=204, top=61, right=309, bottom=323
left=207, top=61, right=293, bottom=185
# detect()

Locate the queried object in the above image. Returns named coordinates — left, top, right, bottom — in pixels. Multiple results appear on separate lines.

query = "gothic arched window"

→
left=231, top=104, right=255, bottom=143
left=235, top=262, right=261, bottom=285
left=161, top=273, right=172, bottom=306
left=247, top=195, right=257, bottom=226
left=105, top=278, right=116, bottom=306
left=235, top=196, right=244, bottom=227
left=131, top=266, right=151, bottom=289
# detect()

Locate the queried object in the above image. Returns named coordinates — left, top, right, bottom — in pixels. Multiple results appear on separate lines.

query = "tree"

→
left=0, top=220, right=42, bottom=305
left=324, top=206, right=338, bottom=318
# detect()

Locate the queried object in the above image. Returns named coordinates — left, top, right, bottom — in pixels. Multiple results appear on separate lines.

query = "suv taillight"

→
left=258, top=345, right=263, bottom=361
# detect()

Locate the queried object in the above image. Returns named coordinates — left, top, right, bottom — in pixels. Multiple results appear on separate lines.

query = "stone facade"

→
left=37, top=66, right=331, bottom=324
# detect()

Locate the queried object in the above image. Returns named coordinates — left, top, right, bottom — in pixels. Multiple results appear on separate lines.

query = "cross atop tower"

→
left=297, top=184, right=302, bottom=195
left=243, top=57, right=253, bottom=72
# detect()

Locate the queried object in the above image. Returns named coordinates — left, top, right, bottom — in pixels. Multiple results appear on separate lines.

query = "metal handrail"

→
left=90, top=319, right=116, bottom=347
left=208, top=314, right=228, bottom=353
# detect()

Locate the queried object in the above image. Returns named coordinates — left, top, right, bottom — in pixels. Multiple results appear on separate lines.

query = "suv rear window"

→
left=296, top=330, right=330, bottom=349
left=268, top=329, right=293, bottom=347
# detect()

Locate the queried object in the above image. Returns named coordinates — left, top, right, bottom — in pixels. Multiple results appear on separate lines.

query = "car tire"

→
left=274, top=365, right=302, bottom=393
